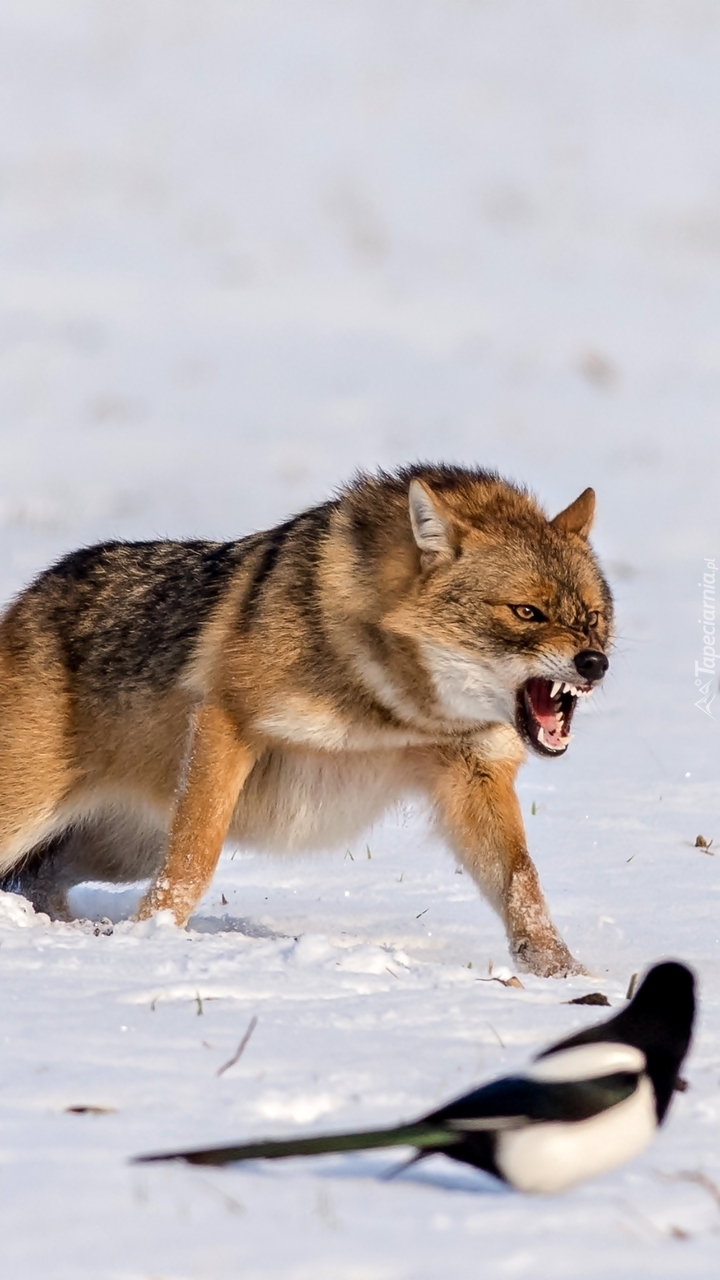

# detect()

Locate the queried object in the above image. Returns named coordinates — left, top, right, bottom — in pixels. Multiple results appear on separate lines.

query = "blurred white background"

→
left=0, top=0, right=718, bottom=592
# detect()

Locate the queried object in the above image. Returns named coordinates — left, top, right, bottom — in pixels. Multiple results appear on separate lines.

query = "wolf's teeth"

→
left=537, top=727, right=547, bottom=747
left=559, top=734, right=574, bottom=745
left=550, top=680, right=562, bottom=698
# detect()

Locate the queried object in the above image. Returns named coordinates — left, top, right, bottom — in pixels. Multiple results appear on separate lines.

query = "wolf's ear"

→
left=408, top=480, right=455, bottom=561
left=550, top=487, right=595, bottom=539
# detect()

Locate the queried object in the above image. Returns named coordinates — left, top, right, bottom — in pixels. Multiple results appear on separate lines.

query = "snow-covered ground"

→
left=0, top=3, right=719, bottom=1276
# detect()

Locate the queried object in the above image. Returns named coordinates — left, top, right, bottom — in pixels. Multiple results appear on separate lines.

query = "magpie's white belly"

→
left=495, top=1076, right=657, bottom=1194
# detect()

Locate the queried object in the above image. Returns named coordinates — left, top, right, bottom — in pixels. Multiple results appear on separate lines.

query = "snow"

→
left=0, top=2, right=719, bottom=1276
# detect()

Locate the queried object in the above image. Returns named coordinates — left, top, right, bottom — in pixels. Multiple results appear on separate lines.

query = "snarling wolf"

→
left=0, top=466, right=611, bottom=976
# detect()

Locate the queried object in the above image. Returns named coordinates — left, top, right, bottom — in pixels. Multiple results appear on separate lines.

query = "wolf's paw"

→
left=511, top=936, right=583, bottom=979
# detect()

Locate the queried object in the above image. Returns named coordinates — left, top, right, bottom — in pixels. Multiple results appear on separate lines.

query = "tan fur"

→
left=0, top=466, right=613, bottom=976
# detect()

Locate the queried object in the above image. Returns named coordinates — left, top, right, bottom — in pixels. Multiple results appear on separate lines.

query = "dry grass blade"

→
left=217, top=1015, right=258, bottom=1077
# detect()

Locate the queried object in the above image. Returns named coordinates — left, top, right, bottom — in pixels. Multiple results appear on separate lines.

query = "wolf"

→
left=0, top=465, right=611, bottom=976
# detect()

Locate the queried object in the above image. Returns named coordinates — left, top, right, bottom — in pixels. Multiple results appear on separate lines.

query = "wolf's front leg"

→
left=432, top=746, right=581, bottom=978
left=136, top=704, right=255, bottom=927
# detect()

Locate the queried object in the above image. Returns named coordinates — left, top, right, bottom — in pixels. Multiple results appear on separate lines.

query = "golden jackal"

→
left=0, top=466, right=611, bottom=976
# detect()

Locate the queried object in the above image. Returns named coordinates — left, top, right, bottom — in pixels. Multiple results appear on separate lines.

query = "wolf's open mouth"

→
left=517, top=678, right=592, bottom=756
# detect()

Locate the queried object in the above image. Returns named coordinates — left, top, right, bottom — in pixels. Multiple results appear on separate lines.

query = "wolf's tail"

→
left=133, top=1121, right=459, bottom=1167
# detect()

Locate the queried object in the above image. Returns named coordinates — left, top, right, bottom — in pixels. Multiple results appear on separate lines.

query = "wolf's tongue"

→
left=524, top=678, right=559, bottom=730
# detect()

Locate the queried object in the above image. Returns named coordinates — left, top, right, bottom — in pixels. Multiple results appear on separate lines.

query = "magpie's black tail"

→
left=134, top=1121, right=459, bottom=1167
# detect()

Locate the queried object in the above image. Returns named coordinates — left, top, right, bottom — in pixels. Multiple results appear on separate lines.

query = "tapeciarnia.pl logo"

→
left=695, top=557, right=717, bottom=718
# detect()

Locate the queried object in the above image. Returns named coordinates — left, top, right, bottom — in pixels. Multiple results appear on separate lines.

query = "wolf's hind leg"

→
left=0, top=684, right=78, bottom=912
left=431, top=747, right=581, bottom=978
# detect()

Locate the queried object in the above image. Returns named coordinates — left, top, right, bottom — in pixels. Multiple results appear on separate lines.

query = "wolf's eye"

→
left=510, top=604, right=547, bottom=623
left=587, top=610, right=600, bottom=629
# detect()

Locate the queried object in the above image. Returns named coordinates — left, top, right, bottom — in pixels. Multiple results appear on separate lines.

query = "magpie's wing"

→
left=425, top=1071, right=638, bottom=1130
left=533, top=962, right=695, bottom=1123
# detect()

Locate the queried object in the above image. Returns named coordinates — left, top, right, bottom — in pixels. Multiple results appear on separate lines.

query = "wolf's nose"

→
left=574, top=649, right=609, bottom=682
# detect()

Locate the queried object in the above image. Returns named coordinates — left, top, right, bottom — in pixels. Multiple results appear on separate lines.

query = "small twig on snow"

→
left=476, top=975, right=524, bottom=989
left=660, top=1170, right=720, bottom=1211
left=216, top=1015, right=258, bottom=1077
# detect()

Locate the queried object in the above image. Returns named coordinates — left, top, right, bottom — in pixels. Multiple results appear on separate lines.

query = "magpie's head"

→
left=538, top=960, right=695, bottom=1123
left=619, top=961, right=695, bottom=1120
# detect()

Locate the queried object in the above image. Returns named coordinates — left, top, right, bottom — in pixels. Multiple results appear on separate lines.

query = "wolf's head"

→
left=349, top=466, right=613, bottom=757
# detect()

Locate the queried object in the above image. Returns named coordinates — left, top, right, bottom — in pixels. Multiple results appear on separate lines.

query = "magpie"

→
left=135, top=960, right=695, bottom=1193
